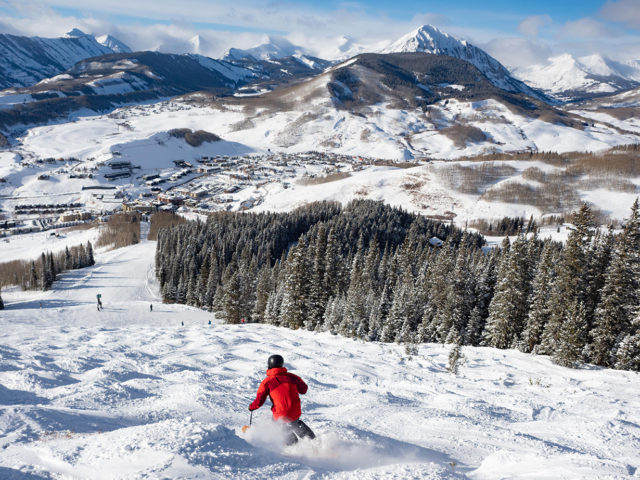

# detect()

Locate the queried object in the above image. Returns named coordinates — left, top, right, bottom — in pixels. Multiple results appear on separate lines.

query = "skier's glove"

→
left=248, top=406, right=255, bottom=411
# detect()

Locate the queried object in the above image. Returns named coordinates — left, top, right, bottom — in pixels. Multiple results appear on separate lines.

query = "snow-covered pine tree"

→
left=204, top=256, right=221, bottom=310
left=253, top=266, right=273, bottom=322
left=439, top=236, right=473, bottom=343
left=590, top=199, right=640, bottom=366
left=519, top=241, right=556, bottom=353
left=381, top=269, right=415, bottom=343
left=324, top=227, right=341, bottom=298
left=175, top=276, right=187, bottom=304
left=584, top=228, right=614, bottom=325
left=185, top=273, right=198, bottom=306
left=553, top=299, right=589, bottom=367
left=426, top=239, right=455, bottom=342
left=483, top=234, right=532, bottom=349
left=614, top=314, right=640, bottom=371
left=540, top=204, right=594, bottom=355
left=279, top=238, right=309, bottom=329
left=264, top=284, right=284, bottom=326
left=340, top=237, right=368, bottom=337
left=305, top=224, right=328, bottom=330
left=322, top=294, right=345, bottom=334
left=222, top=270, right=242, bottom=323
left=368, top=278, right=393, bottom=341
left=465, top=250, right=497, bottom=345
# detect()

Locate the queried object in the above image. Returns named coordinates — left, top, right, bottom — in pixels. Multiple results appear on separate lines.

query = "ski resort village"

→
left=1, top=1, right=640, bottom=479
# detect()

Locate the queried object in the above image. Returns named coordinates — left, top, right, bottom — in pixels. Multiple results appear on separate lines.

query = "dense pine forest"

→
left=156, top=199, right=640, bottom=371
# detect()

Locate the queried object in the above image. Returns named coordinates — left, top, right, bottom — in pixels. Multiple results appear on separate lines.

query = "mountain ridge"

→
left=0, top=29, right=129, bottom=89
left=379, top=25, right=547, bottom=101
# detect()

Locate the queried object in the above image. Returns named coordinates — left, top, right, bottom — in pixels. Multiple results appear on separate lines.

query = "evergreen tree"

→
left=438, top=238, right=473, bottom=343
left=85, top=241, right=96, bottom=267
left=484, top=235, right=532, bottom=349
left=465, top=251, right=497, bottom=345
left=222, top=270, right=242, bottom=323
left=306, top=224, right=329, bottom=330
left=280, top=239, right=309, bottom=329
left=541, top=204, right=594, bottom=355
left=323, top=295, right=345, bottom=334
left=553, top=299, right=588, bottom=367
left=519, top=241, right=556, bottom=353
left=340, top=239, right=368, bottom=337
left=590, top=200, right=640, bottom=366
left=64, top=246, right=72, bottom=270
left=253, top=266, right=273, bottom=322
left=614, top=313, right=640, bottom=371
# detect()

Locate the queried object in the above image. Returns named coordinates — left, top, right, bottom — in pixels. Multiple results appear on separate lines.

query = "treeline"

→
left=156, top=199, right=640, bottom=371
left=0, top=242, right=95, bottom=292
left=468, top=216, right=537, bottom=236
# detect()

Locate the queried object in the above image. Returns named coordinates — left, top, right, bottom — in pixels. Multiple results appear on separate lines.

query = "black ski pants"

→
left=285, top=419, right=316, bottom=445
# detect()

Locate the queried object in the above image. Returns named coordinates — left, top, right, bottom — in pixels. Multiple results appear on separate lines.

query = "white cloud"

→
left=518, top=14, right=552, bottom=37
left=560, top=18, right=619, bottom=38
left=482, top=37, right=553, bottom=69
left=0, top=0, right=637, bottom=65
left=600, top=0, right=640, bottom=29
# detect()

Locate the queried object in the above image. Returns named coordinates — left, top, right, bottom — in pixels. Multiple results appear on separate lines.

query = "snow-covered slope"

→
left=512, top=53, right=640, bottom=102
left=0, top=29, right=128, bottom=89
left=183, top=52, right=636, bottom=160
left=381, top=25, right=545, bottom=101
left=96, top=34, right=132, bottom=54
left=224, top=36, right=308, bottom=61
left=0, top=234, right=638, bottom=479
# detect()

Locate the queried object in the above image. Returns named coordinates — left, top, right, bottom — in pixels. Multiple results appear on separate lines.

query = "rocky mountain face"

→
left=0, top=29, right=129, bottom=89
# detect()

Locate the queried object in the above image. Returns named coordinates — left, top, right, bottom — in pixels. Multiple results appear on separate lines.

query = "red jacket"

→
left=249, top=367, right=308, bottom=422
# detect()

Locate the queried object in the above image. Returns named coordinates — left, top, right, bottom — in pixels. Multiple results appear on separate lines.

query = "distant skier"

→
left=96, top=293, right=103, bottom=311
left=249, top=354, right=315, bottom=445
left=150, top=304, right=153, bottom=312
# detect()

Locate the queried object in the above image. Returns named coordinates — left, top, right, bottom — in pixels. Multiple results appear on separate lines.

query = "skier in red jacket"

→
left=249, top=354, right=316, bottom=445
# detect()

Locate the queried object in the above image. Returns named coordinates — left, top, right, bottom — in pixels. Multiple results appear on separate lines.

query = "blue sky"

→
left=0, top=0, right=638, bottom=66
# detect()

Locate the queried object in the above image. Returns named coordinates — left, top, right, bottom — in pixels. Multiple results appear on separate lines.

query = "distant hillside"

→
left=0, top=29, right=128, bottom=89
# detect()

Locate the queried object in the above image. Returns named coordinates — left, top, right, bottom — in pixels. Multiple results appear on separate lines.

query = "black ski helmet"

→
left=268, top=354, right=284, bottom=369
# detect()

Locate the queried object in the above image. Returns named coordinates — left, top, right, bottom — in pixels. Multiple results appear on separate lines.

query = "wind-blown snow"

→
left=0, top=229, right=639, bottom=479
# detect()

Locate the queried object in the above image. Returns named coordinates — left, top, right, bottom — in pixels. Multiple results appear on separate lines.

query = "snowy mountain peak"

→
left=65, top=28, right=90, bottom=38
left=511, top=53, right=640, bottom=101
left=380, top=25, right=546, bottom=100
left=381, top=24, right=468, bottom=55
left=96, top=34, right=132, bottom=53
left=223, top=36, right=307, bottom=61
left=189, top=34, right=215, bottom=55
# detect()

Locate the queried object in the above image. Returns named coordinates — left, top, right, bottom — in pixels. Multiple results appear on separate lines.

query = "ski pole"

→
left=242, top=410, right=253, bottom=433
